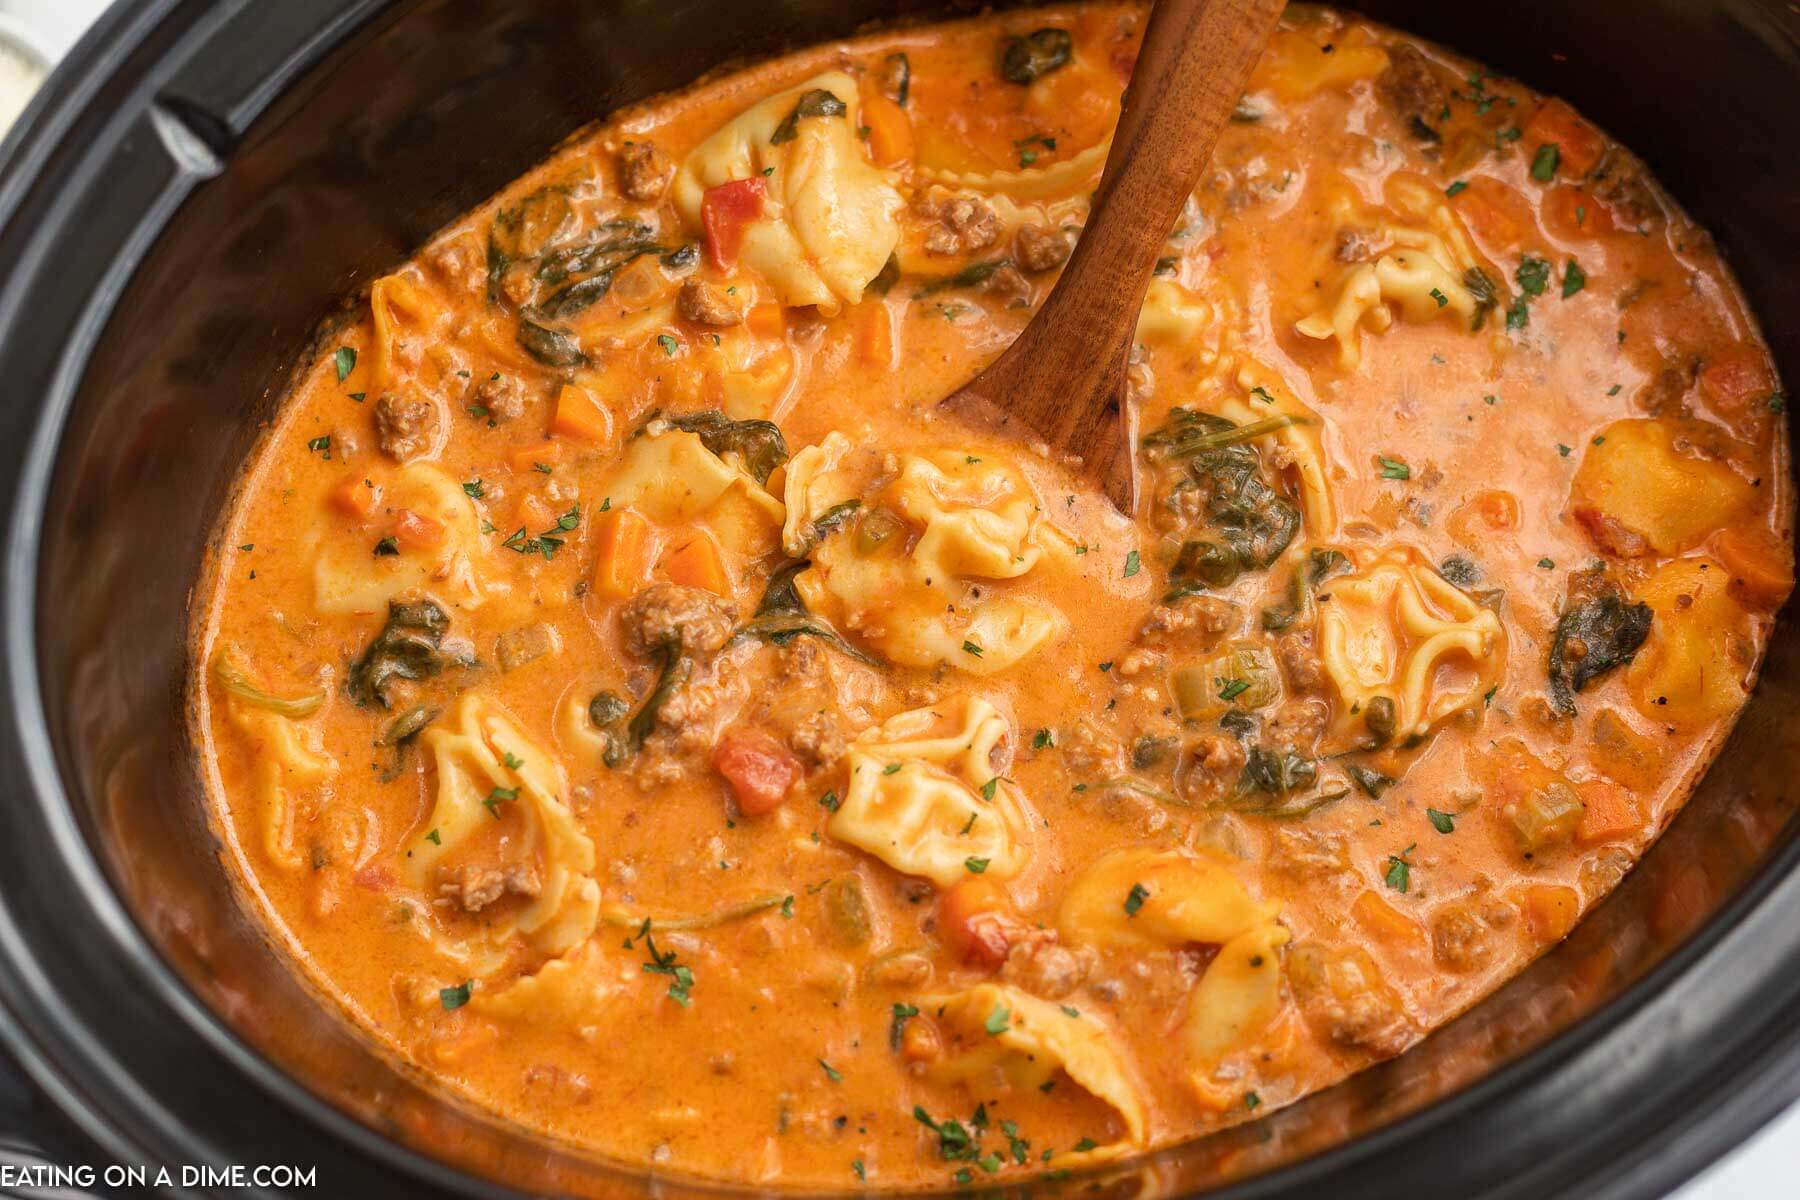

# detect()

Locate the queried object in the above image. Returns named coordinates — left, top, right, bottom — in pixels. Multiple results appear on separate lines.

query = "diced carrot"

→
left=508, top=439, right=564, bottom=475
left=549, top=382, right=611, bottom=443
left=1523, top=98, right=1606, bottom=178
left=390, top=508, right=446, bottom=552
left=712, top=728, right=801, bottom=816
left=745, top=301, right=785, bottom=340
left=590, top=508, right=652, bottom=599
left=860, top=91, right=914, bottom=167
left=700, top=177, right=766, bottom=270
left=1450, top=175, right=1528, bottom=252
left=1575, top=780, right=1641, bottom=846
left=1712, top=526, right=1795, bottom=611
left=1352, top=890, right=1425, bottom=948
left=663, top=532, right=731, bottom=596
left=1519, top=884, right=1581, bottom=943
left=1541, top=185, right=1613, bottom=240
left=328, top=474, right=380, bottom=520
left=856, top=300, right=895, bottom=367
left=937, top=878, right=1017, bottom=968
left=899, top=1018, right=942, bottom=1064
left=1698, top=343, right=1779, bottom=430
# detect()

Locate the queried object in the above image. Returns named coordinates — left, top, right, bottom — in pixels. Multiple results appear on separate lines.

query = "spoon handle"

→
left=949, top=0, right=1286, bottom=507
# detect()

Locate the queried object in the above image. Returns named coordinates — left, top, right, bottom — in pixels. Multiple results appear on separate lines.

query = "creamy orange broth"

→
left=193, top=3, right=1792, bottom=1188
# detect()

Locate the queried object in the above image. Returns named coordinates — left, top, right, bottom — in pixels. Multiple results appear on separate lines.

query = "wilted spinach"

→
left=517, top=317, right=585, bottom=368
left=769, top=88, right=848, bottom=145
left=1219, top=746, right=1346, bottom=818
left=348, top=600, right=449, bottom=708
left=660, top=409, right=789, bottom=483
left=1145, top=409, right=1302, bottom=600
left=1548, top=577, right=1653, bottom=715
left=730, top=561, right=878, bottom=664
left=1001, top=28, right=1073, bottom=85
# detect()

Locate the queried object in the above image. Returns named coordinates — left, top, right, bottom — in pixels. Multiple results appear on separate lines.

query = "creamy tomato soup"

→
left=192, top=3, right=1792, bottom=1187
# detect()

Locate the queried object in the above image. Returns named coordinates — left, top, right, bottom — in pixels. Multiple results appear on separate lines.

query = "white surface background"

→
left=0, top=0, right=1792, bottom=1195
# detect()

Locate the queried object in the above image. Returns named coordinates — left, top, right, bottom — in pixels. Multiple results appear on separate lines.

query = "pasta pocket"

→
left=1296, top=174, right=1489, bottom=367
left=1315, top=546, right=1505, bottom=748
left=404, top=694, right=600, bottom=966
left=1058, top=847, right=1288, bottom=1108
left=475, top=941, right=615, bottom=1029
left=1625, top=557, right=1756, bottom=731
left=926, top=983, right=1148, bottom=1156
left=602, top=427, right=786, bottom=557
left=221, top=701, right=338, bottom=873
left=828, top=697, right=1032, bottom=886
left=673, top=72, right=901, bottom=313
left=796, top=449, right=1069, bottom=674
left=313, top=462, right=487, bottom=616
left=1571, top=419, right=1757, bottom=557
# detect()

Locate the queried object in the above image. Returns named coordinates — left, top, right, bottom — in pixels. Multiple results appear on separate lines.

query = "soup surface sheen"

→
left=195, top=3, right=1793, bottom=1188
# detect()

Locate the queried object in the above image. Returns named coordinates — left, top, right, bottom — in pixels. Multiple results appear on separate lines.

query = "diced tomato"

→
left=713, top=728, right=801, bottom=816
left=354, top=864, right=395, bottom=892
left=1523, top=98, right=1606, bottom=179
left=937, top=878, right=1017, bottom=968
left=701, top=177, right=767, bottom=271
left=391, top=508, right=446, bottom=551
left=1699, top=343, right=1778, bottom=430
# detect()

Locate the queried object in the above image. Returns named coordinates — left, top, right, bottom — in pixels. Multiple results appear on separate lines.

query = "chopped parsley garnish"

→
left=1383, top=845, right=1416, bottom=893
left=1505, top=295, right=1531, bottom=331
left=373, top=535, right=399, bottom=556
left=852, top=1160, right=866, bottom=1181
left=1429, top=287, right=1448, bottom=308
left=984, top=1005, right=1010, bottom=1036
left=482, top=786, right=518, bottom=816
left=306, top=434, right=332, bottom=459
left=439, top=980, right=472, bottom=1010
left=882, top=762, right=902, bottom=775
left=965, top=857, right=990, bottom=874
left=1072, top=1137, right=1099, bottom=1153
left=501, top=751, right=523, bottom=770
left=1445, top=180, right=1468, bottom=197
left=1033, top=728, right=1054, bottom=749
left=1124, top=882, right=1149, bottom=916
left=1217, top=677, right=1251, bottom=702
left=1122, top=549, right=1141, bottom=578
left=1244, top=1091, right=1262, bottom=1111
left=424, top=828, right=441, bottom=845
left=334, top=346, right=356, bottom=381
left=890, top=1002, right=920, bottom=1049
left=819, top=790, right=841, bottom=811
left=1427, top=808, right=1457, bottom=834
left=1060, top=1005, right=1081, bottom=1019
left=1530, top=143, right=1560, bottom=181
left=1562, top=258, right=1587, bottom=298
left=657, top=334, right=679, bottom=356
left=639, top=921, right=694, bottom=1005
left=1538, top=557, right=1556, bottom=569
left=1378, top=455, right=1412, bottom=480
left=463, top=479, right=485, bottom=499
left=1557, top=443, right=1572, bottom=457
left=962, top=640, right=984, bottom=657
left=780, top=895, right=795, bottom=919
left=1516, top=256, right=1552, bottom=297
left=818, top=1058, right=843, bottom=1082
left=980, top=777, right=999, bottom=801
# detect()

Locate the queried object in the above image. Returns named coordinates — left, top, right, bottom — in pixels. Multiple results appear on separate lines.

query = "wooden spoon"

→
left=941, top=0, right=1287, bottom=511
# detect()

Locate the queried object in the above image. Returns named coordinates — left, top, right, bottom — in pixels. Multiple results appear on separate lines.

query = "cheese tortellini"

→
left=404, top=694, right=600, bottom=966
left=794, top=448, right=1069, bottom=674
left=1296, top=175, right=1487, bottom=367
left=313, top=462, right=487, bottom=615
left=1316, top=546, right=1506, bottom=747
left=673, top=71, right=901, bottom=313
left=926, top=982, right=1147, bottom=1157
left=1059, top=848, right=1289, bottom=1106
left=602, top=427, right=786, bottom=557
left=1571, top=419, right=1757, bottom=557
left=222, top=701, right=338, bottom=873
left=828, top=697, right=1032, bottom=887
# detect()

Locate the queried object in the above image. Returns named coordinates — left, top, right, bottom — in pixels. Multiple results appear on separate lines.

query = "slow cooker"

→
left=0, top=0, right=1795, bottom=1196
